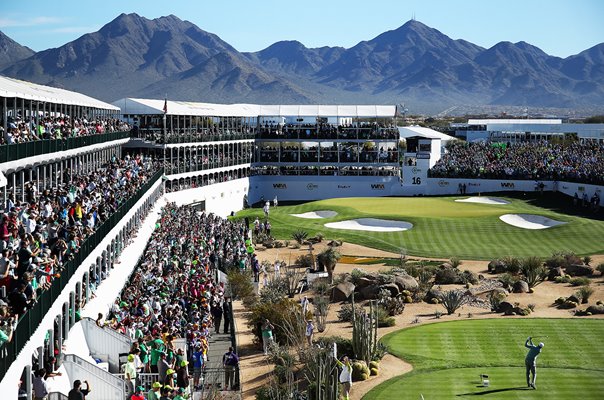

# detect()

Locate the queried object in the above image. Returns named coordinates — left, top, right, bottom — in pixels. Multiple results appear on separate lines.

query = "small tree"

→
left=439, top=290, right=469, bottom=315
left=317, top=247, right=341, bottom=284
left=292, top=230, right=308, bottom=245
left=520, top=257, right=547, bottom=289
left=314, top=295, right=330, bottom=333
left=576, top=285, right=594, bottom=304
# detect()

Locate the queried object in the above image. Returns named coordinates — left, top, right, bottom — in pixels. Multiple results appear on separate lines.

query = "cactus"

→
left=307, top=346, right=339, bottom=400
left=351, top=293, right=379, bottom=365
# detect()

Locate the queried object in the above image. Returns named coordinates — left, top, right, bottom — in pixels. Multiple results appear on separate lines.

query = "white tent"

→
left=113, top=98, right=396, bottom=118
left=399, top=126, right=457, bottom=141
left=0, top=75, right=119, bottom=110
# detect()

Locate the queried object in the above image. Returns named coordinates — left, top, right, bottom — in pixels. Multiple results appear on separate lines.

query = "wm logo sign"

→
left=500, top=182, right=515, bottom=188
left=371, top=184, right=385, bottom=190
left=273, top=183, right=287, bottom=189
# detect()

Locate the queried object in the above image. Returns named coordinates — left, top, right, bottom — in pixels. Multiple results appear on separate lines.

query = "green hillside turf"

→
left=234, top=196, right=604, bottom=259
left=366, top=319, right=604, bottom=399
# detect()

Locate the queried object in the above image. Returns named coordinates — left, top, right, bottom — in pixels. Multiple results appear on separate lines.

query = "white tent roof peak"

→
left=0, top=75, right=119, bottom=110
left=113, top=98, right=397, bottom=118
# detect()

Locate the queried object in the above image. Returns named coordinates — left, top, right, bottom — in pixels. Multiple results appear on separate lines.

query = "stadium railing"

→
left=0, top=131, right=130, bottom=163
left=0, top=168, right=164, bottom=380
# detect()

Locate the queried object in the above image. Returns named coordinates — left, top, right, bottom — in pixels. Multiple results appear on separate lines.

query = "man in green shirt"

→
left=147, top=382, right=161, bottom=400
left=525, top=337, right=544, bottom=389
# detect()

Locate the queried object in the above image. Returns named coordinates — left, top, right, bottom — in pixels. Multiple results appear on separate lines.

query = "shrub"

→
left=498, top=273, right=518, bottom=289
left=449, top=257, right=462, bottom=268
left=227, top=267, right=255, bottom=301
left=295, top=254, right=314, bottom=269
left=317, top=336, right=354, bottom=358
left=545, top=252, right=582, bottom=269
left=439, top=290, right=469, bottom=315
left=460, top=270, right=478, bottom=285
left=312, top=278, right=331, bottom=296
left=417, top=269, right=433, bottom=286
left=583, top=256, right=592, bottom=265
left=576, top=286, right=595, bottom=304
left=527, top=303, right=536, bottom=312
left=291, top=230, right=308, bottom=244
left=597, top=263, right=604, bottom=276
left=376, top=306, right=396, bottom=327
left=555, top=275, right=571, bottom=283
left=501, top=256, right=521, bottom=274
left=337, top=303, right=363, bottom=323
left=247, top=298, right=304, bottom=346
left=434, top=268, right=462, bottom=284
left=520, top=256, right=547, bottom=288
left=570, top=277, right=591, bottom=286
left=349, top=268, right=369, bottom=285
left=260, top=277, right=288, bottom=303
left=488, top=291, right=506, bottom=312
left=378, top=294, right=406, bottom=316
left=284, top=240, right=290, bottom=248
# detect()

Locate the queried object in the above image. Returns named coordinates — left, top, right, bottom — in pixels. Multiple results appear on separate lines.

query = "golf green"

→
left=235, top=196, right=604, bottom=259
left=365, top=319, right=604, bottom=399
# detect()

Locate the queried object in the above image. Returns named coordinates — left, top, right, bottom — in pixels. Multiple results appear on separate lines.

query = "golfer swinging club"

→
left=525, top=336, right=544, bottom=389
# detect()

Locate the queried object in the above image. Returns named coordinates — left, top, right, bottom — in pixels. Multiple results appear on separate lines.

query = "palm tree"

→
left=317, top=247, right=341, bottom=284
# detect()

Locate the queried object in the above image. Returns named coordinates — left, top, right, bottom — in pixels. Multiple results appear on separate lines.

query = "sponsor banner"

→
left=371, top=183, right=385, bottom=190
left=272, top=183, right=287, bottom=189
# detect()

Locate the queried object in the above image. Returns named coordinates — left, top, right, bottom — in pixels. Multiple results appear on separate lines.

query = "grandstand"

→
left=1, top=76, right=603, bottom=399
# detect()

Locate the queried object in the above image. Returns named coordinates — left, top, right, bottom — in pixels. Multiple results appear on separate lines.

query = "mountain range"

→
left=1, top=13, right=603, bottom=112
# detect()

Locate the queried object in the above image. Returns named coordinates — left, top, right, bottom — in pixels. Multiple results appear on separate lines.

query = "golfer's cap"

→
left=539, top=342, right=544, bottom=348
left=127, top=354, right=135, bottom=362
left=152, top=382, right=162, bottom=389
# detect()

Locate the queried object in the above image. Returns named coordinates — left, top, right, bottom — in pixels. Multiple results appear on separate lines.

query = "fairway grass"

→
left=365, top=319, right=604, bottom=400
left=235, top=196, right=604, bottom=258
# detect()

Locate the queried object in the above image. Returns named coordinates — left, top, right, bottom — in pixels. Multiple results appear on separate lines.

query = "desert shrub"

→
left=555, top=275, right=571, bottom=283
left=449, top=257, right=462, bottom=268
left=376, top=306, right=396, bottom=327
left=439, top=290, right=469, bottom=315
left=498, top=273, right=519, bottom=289
left=317, top=336, right=354, bottom=358
left=527, top=303, right=536, bottom=312
left=295, top=254, right=314, bottom=269
left=545, top=252, right=582, bottom=269
left=247, top=298, right=303, bottom=346
left=500, top=256, right=521, bottom=274
left=292, top=242, right=301, bottom=249
left=227, top=267, right=255, bottom=301
left=403, top=264, right=419, bottom=277
left=378, top=293, right=406, bottom=316
left=349, top=268, right=369, bottom=285
left=520, top=256, right=547, bottom=288
left=315, top=232, right=324, bottom=242
left=576, top=286, right=595, bottom=303
left=460, top=270, right=478, bottom=285
left=583, top=256, right=592, bottom=265
left=570, top=277, right=591, bottom=286
left=488, top=291, right=506, bottom=312
left=260, top=277, right=288, bottom=303
left=597, top=263, right=604, bottom=276
left=291, top=230, right=308, bottom=244
left=284, top=240, right=290, bottom=248
left=434, top=268, right=462, bottom=284
left=312, top=278, right=331, bottom=296
left=337, top=303, right=364, bottom=323
left=417, top=269, right=433, bottom=286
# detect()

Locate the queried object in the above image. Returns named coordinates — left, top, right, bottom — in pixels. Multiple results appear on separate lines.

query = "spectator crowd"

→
left=0, top=154, right=160, bottom=345
left=101, top=204, right=245, bottom=397
left=430, top=141, right=604, bottom=185
left=1, top=115, right=130, bottom=145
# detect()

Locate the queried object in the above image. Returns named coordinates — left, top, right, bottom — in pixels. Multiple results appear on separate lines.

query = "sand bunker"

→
left=325, top=218, right=413, bottom=232
left=455, top=197, right=510, bottom=205
left=499, top=214, right=566, bottom=230
left=290, top=210, right=338, bottom=219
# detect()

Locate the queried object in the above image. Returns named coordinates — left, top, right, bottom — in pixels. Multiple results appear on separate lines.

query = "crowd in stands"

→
left=430, top=141, right=604, bottom=185
left=0, top=154, right=160, bottom=345
left=1, top=115, right=130, bottom=145
left=258, top=145, right=398, bottom=164
left=101, top=204, right=245, bottom=397
left=252, top=165, right=399, bottom=176
left=257, top=122, right=399, bottom=140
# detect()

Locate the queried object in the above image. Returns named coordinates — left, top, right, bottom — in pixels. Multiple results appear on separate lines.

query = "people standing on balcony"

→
left=32, top=368, right=49, bottom=400
left=67, top=379, right=91, bottom=400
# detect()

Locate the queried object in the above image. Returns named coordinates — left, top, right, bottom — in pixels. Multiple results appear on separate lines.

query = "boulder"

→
left=567, top=294, right=581, bottom=304
left=488, top=260, right=506, bottom=274
left=512, top=280, right=530, bottom=293
left=393, top=274, right=419, bottom=291
left=332, top=282, right=355, bottom=302
left=425, top=287, right=443, bottom=302
left=439, top=262, right=453, bottom=269
left=565, top=264, right=594, bottom=276
left=355, top=276, right=377, bottom=290
left=380, top=283, right=400, bottom=298
left=497, top=301, right=515, bottom=314
left=328, top=240, right=342, bottom=247
left=492, top=287, right=509, bottom=297
left=359, top=285, right=380, bottom=300
left=548, top=267, right=564, bottom=280
left=586, top=304, right=604, bottom=315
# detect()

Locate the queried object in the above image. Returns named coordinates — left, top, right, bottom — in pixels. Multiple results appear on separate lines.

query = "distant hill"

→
left=0, top=31, right=35, bottom=68
left=2, top=15, right=603, bottom=111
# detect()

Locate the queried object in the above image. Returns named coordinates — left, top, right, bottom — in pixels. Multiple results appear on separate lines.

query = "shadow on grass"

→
left=457, top=387, right=531, bottom=396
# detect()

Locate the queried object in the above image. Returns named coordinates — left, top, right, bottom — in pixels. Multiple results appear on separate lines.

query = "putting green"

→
left=235, top=196, right=604, bottom=258
left=365, top=319, right=604, bottom=399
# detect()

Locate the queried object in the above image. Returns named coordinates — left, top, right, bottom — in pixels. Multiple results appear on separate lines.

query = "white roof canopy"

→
left=0, top=75, right=119, bottom=110
left=114, top=98, right=396, bottom=118
left=399, top=126, right=457, bottom=141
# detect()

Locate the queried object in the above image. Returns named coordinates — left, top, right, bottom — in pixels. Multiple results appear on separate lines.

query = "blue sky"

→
left=1, top=0, right=602, bottom=57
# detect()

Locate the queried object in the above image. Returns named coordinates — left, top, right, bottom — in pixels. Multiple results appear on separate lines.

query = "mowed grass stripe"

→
left=365, top=319, right=604, bottom=400
left=235, top=196, right=604, bottom=258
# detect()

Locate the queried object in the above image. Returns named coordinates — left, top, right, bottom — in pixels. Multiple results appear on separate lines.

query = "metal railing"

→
left=48, top=392, right=69, bottom=400
left=0, top=131, right=130, bottom=163
left=0, top=168, right=164, bottom=381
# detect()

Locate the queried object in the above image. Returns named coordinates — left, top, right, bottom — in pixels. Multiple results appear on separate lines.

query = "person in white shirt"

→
left=336, top=356, right=353, bottom=400
left=305, top=319, right=314, bottom=346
